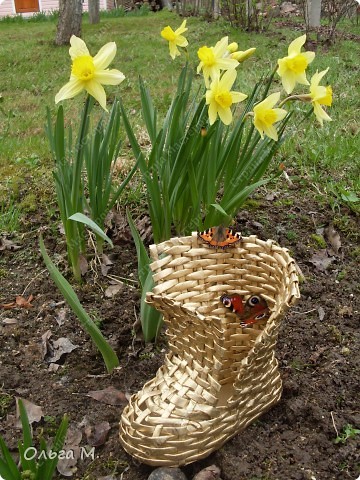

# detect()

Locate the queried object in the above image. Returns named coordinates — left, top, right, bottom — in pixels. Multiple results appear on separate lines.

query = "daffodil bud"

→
left=227, top=42, right=238, bottom=53
left=231, top=48, right=256, bottom=63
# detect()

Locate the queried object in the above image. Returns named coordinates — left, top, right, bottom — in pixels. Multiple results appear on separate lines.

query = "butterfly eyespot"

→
left=248, top=295, right=261, bottom=306
left=254, top=312, right=268, bottom=320
left=221, top=296, right=232, bottom=308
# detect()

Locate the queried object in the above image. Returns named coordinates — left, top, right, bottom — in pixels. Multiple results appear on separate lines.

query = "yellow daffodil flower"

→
left=277, top=34, right=315, bottom=94
left=197, top=37, right=239, bottom=88
left=230, top=47, right=256, bottom=63
left=55, top=35, right=125, bottom=111
left=206, top=70, right=247, bottom=125
left=160, top=20, right=188, bottom=60
left=309, top=68, right=332, bottom=125
left=253, top=92, right=287, bottom=141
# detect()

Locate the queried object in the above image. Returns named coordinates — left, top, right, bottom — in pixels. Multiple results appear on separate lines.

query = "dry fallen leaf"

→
left=104, top=284, right=124, bottom=298
left=309, top=250, right=335, bottom=272
left=101, top=254, right=114, bottom=276
left=324, top=224, right=341, bottom=255
left=87, top=386, right=128, bottom=405
left=57, top=426, right=82, bottom=477
left=55, top=307, right=68, bottom=326
left=16, top=295, right=34, bottom=308
left=0, top=237, right=22, bottom=251
left=84, top=421, right=111, bottom=447
left=102, top=254, right=114, bottom=266
left=79, top=254, right=88, bottom=276
left=16, top=398, right=44, bottom=426
left=0, top=295, right=34, bottom=310
left=41, top=329, right=53, bottom=359
left=48, top=337, right=79, bottom=364
left=41, top=330, right=78, bottom=364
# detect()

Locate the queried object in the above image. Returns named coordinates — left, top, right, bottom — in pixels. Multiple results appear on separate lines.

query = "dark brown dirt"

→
left=0, top=179, right=359, bottom=480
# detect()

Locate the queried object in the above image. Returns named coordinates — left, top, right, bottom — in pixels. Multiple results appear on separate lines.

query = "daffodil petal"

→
left=216, top=57, right=239, bottom=70
left=288, top=34, right=306, bottom=56
left=303, top=50, right=315, bottom=65
left=281, top=71, right=297, bottom=94
left=175, top=19, right=187, bottom=35
left=93, top=42, right=117, bottom=70
left=94, top=69, right=125, bottom=85
left=311, top=68, right=329, bottom=88
left=214, top=36, right=229, bottom=56
left=273, top=108, right=287, bottom=121
left=55, top=78, right=84, bottom=103
left=208, top=102, right=218, bottom=125
left=176, top=35, right=188, bottom=47
left=311, top=85, right=327, bottom=101
left=296, top=71, right=310, bottom=86
left=169, top=42, right=180, bottom=59
left=263, top=124, right=278, bottom=141
left=219, top=69, right=237, bottom=90
left=262, top=92, right=281, bottom=109
left=69, top=35, right=90, bottom=60
left=205, top=90, right=214, bottom=105
left=313, top=102, right=332, bottom=125
left=231, top=91, right=248, bottom=104
left=254, top=118, right=264, bottom=138
left=85, top=80, right=107, bottom=111
left=217, top=106, right=232, bottom=125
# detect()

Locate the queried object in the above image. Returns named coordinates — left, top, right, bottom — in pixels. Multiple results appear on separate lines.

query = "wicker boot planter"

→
left=120, top=232, right=300, bottom=467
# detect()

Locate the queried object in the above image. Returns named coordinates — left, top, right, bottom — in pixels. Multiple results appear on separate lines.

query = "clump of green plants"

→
left=310, top=233, right=327, bottom=248
left=46, top=35, right=138, bottom=282
left=0, top=393, right=12, bottom=418
left=0, top=399, right=68, bottom=480
left=334, top=424, right=360, bottom=444
left=0, top=200, right=22, bottom=232
left=286, top=230, right=298, bottom=241
left=121, top=23, right=334, bottom=341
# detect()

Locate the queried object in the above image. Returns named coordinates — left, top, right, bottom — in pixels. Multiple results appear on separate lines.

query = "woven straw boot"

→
left=120, top=233, right=300, bottom=466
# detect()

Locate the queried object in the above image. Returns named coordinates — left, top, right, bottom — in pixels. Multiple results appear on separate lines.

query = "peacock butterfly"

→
left=220, top=293, right=270, bottom=328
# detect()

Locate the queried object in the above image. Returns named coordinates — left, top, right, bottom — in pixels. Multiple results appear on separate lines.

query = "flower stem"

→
left=71, top=95, right=93, bottom=212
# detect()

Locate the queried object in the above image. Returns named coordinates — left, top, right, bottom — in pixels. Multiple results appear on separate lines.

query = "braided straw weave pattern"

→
left=120, top=233, right=300, bottom=466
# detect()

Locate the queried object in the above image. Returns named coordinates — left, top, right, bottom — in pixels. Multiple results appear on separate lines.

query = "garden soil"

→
left=0, top=184, right=359, bottom=480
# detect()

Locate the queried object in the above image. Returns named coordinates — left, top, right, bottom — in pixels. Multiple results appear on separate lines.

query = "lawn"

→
left=0, top=10, right=359, bottom=217
left=0, top=9, right=360, bottom=480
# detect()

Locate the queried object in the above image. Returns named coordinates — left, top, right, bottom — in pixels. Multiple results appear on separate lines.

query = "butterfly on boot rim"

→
left=198, top=225, right=241, bottom=248
left=220, top=293, right=270, bottom=328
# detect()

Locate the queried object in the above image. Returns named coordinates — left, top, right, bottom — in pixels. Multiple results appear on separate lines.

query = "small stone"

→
left=148, top=467, right=188, bottom=480
left=192, top=465, right=221, bottom=480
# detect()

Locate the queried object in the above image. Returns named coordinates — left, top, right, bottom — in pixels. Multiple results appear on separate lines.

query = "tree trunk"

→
left=212, top=0, right=220, bottom=19
left=55, top=0, right=83, bottom=46
left=88, top=0, right=100, bottom=24
left=161, top=0, right=173, bottom=10
left=308, top=0, right=322, bottom=27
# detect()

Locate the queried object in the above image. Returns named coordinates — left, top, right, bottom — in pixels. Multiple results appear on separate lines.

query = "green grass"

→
left=0, top=11, right=359, bottom=227
left=0, top=199, right=22, bottom=232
